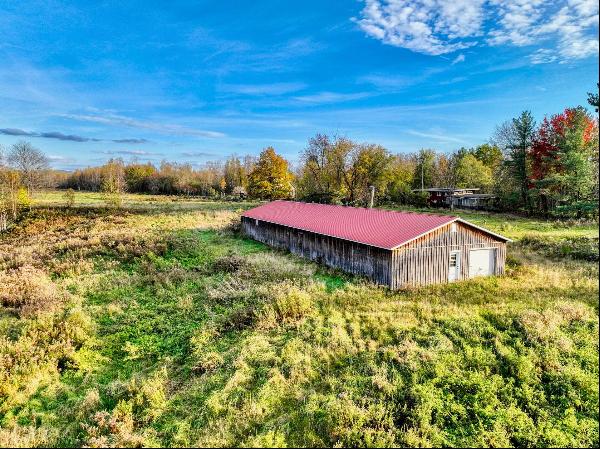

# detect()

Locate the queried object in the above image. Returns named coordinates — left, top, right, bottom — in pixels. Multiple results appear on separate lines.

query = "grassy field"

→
left=0, top=191, right=598, bottom=447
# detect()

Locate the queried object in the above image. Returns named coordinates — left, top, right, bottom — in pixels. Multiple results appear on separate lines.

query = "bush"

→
left=63, top=188, right=76, bottom=208
left=258, top=281, right=315, bottom=327
left=519, top=235, right=599, bottom=261
left=0, top=265, right=62, bottom=316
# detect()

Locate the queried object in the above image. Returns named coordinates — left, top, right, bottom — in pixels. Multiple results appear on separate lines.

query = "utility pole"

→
left=369, top=185, right=375, bottom=208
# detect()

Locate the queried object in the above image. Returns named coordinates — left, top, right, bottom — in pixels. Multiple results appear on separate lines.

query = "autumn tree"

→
left=530, top=107, right=599, bottom=216
left=386, top=154, right=416, bottom=203
left=0, top=168, right=22, bottom=229
left=124, top=163, right=157, bottom=192
left=298, top=134, right=350, bottom=203
left=223, top=155, right=248, bottom=194
left=101, top=159, right=125, bottom=207
left=248, top=147, right=294, bottom=200
left=342, top=144, right=392, bottom=205
left=7, top=140, right=49, bottom=193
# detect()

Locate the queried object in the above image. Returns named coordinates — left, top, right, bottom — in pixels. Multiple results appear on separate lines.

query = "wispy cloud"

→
left=452, top=54, right=466, bottom=65
left=189, top=27, right=321, bottom=74
left=0, top=128, right=34, bottom=137
left=0, top=127, right=150, bottom=143
left=101, top=149, right=162, bottom=156
left=406, top=129, right=467, bottom=144
left=292, top=91, right=372, bottom=104
left=1, top=127, right=100, bottom=142
left=180, top=151, right=218, bottom=158
left=47, top=154, right=76, bottom=164
left=355, top=0, right=599, bottom=63
left=220, top=82, right=306, bottom=96
left=112, top=138, right=149, bottom=144
left=59, top=112, right=226, bottom=138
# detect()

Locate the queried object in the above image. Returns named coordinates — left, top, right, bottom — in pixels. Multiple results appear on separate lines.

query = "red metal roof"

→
left=242, top=200, right=460, bottom=250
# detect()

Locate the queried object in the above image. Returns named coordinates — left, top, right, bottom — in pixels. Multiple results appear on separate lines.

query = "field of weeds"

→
left=0, top=192, right=598, bottom=447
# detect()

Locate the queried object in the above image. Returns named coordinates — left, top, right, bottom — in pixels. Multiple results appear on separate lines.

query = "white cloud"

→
left=452, top=53, right=466, bottom=64
left=406, top=129, right=466, bottom=144
left=292, top=91, right=372, bottom=104
left=356, top=0, right=599, bottom=63
left=529, top=48, right=559, bottom=64
left=356, top=0, right=483, bottom=55
left=221, top=82, right=306, bottom=96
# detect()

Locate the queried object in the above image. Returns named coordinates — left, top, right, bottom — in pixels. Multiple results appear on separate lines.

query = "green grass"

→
left=31, top=190, right=260, bottom=212
left=1, top=191, right=598, bottom=447
left=382, top=203, right=599, bottom=241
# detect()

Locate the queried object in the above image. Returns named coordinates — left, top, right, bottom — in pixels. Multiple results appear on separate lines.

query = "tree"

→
left=471, top=144, right=503, bottom=171
left=64, top=188, right=76, bottom=208
left=248, top=147, right=294, bottom=200
left=453, top=153, right=493, bottom=190
left=412, top=149, right=436, bottom=190
left=386, top=154, right=416, bottom=203
left=343, top=144, right=392, bottom=206
left=223, top=156, right=248, bottom=194
left=101, top=159, right=125, bottom=208
left=588, top=83, right=599, bottom=113
left=124, top=163, right=156, bottom=192
left=298, top=134, right=350, bottom=203
left=530, top=107, right=598, bottom=216
left=493, top=111, right=536, bottom=208
left=7, top=141, right=49, bottom=193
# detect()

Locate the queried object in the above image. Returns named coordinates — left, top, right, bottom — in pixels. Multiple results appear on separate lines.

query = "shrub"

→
left=519, top=235, right=599, bottom=261
left=258, top=281, right=315, bottom=327
left=0, top=265, right=61, bottom=316
left=0, top=425, right=53, bottom=448
left=212, top=252, right=247, bottom=273
left=63, top=188, right=76, bottom=208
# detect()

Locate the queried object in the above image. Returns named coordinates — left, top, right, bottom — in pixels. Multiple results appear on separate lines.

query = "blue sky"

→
left=0, top=0, right=598, bottom=170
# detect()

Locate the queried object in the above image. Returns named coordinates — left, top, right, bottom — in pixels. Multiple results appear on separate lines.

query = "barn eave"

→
left=389, top=217, right=511, bottom=250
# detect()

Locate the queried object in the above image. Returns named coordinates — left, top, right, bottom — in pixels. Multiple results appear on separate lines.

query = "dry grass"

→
left=0, top=193, right=598, bottom=447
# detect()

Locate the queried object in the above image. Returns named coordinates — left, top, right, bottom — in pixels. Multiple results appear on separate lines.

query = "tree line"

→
left=60, top=147, right=294, bottom=200
left=1, top=101, right=598, bottom=229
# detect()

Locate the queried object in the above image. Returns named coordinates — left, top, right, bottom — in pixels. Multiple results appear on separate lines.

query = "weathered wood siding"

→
left=242, top=217, right=506, bottom=289
left=241, top=217, right=392, bottom=285
left=390, top=221, right=506, bottom=289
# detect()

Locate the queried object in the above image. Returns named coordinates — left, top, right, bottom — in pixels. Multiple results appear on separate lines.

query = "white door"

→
left=469, top=249, right=495, bottom=278
left=448, top=251, right=460, bottom=282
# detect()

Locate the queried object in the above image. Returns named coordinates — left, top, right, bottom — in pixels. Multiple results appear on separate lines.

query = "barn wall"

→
left=390, top=221, right=506, bottom=288
left=241, top=216, right=392, bottom=286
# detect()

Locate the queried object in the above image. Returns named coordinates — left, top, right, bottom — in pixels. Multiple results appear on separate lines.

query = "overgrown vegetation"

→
left=0, top=193, right=597, bottom=447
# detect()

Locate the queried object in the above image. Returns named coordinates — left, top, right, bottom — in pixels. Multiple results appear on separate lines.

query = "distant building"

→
left=414, top=188, right=497, bottom=210
left=242, top=201, right=510, bottom=288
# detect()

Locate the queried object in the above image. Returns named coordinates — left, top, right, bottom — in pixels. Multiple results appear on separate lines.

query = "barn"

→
left=241, top=201, right=510, bottom=289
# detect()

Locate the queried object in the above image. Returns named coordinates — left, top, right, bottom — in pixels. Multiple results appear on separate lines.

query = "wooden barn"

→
left=241, top=201, right=510, bottom=289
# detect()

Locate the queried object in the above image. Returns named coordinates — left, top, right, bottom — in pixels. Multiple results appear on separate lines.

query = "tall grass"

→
left=0, top=193, right=598, bottom=447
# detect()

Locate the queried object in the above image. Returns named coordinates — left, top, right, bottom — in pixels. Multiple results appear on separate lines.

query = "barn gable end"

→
left=390, top=221, right=507, bottom=288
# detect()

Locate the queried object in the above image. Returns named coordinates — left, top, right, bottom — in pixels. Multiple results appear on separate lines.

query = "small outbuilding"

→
left=413, top=188, right=498, bottom=210
left=241, top=201, right=510, bottom=289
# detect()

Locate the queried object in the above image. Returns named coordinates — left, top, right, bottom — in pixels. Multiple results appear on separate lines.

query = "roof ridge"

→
left=269, top=199, right=457, bottom=219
